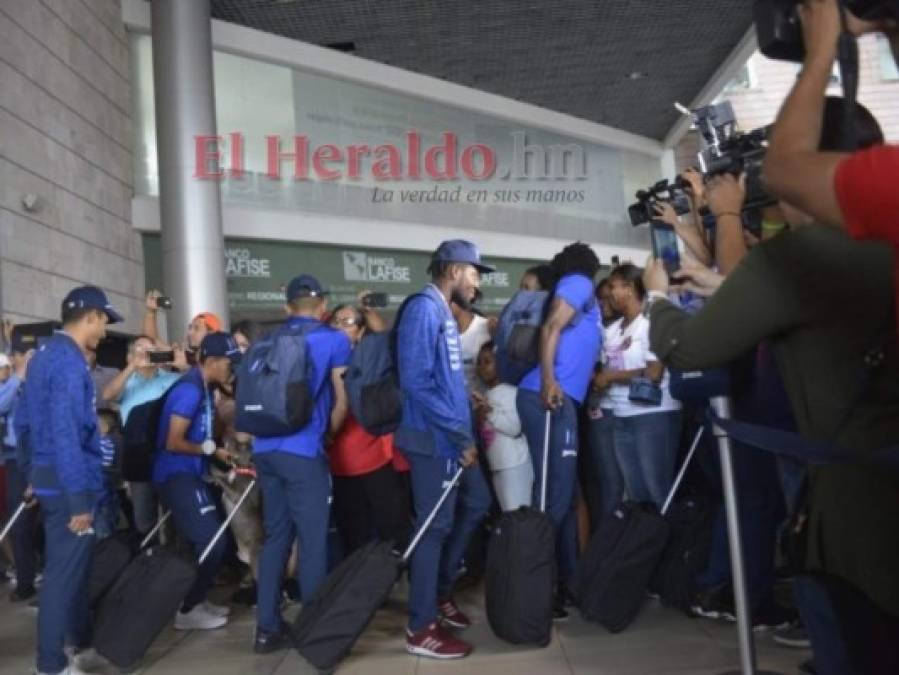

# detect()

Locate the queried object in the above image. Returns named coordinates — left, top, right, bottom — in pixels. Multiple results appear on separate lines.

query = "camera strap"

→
left=837, top=0, right=861, bottom=151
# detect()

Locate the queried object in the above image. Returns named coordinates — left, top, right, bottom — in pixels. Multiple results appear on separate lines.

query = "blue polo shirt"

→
left=520, top=273, right=601, bottom=403
left=253, top=317, right=352, bottom=458
left=152, top=368, right=212, bottom=484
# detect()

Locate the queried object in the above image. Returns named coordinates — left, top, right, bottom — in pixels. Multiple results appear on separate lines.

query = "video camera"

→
left=755, top=0, right=899, bottom=62
left=628, top=178, right=692, bottom=227
left=692, top=101, right=776, bottom=212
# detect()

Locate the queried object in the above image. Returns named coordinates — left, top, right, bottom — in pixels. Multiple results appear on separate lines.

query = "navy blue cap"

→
left=199, top=332, right=242, bottom=365
left=62, top=286, right=124, bottom=324
left=432, top=240, right=495, bottom=274
left=287, top=274, right=328, bottom=301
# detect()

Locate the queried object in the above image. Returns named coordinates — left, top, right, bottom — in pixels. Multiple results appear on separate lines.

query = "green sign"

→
left=141, top=234, right=544, bottom=318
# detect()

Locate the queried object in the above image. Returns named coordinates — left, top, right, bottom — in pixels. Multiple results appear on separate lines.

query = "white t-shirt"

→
left=482, top=384, right=531, bottom=471
left=459, top=314, right=492, bottom=393
left=599, top=314, right=681, bottom=417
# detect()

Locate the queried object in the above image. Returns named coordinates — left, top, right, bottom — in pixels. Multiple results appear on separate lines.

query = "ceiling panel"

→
left=210, top=0, right=753, bottom=140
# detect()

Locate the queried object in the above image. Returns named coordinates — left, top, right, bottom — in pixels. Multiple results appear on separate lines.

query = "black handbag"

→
left=628, top=376, right=662, bottom=406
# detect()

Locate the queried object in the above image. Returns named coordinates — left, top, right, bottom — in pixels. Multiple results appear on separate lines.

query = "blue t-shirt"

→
left=119, top=368, right=180, bottom=425
left=152, top=369, right=212, bottom=483
left=520, top=273, right=601, bottom=403
left=253, top=317, right=353, bottom=458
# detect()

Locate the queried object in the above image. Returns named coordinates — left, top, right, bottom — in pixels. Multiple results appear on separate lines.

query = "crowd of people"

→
left=1, top=2, right=898, bottom=674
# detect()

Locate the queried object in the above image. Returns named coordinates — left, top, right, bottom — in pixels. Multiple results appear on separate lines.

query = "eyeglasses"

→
left=331, top=317, right=359, bottom=328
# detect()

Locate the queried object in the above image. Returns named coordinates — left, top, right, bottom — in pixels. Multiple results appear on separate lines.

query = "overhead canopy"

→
left=210, top=0, right=754, bottom=141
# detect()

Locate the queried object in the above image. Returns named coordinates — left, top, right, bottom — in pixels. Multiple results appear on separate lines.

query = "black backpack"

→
left=343, top=293, right=437, bottom=436
left=121, top=379, right=184, bottom=482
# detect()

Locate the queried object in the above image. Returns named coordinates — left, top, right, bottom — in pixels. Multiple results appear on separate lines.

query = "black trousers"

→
left=332, top=462, right=411, bottom=556
left=4, top=458, right=38, bottom=591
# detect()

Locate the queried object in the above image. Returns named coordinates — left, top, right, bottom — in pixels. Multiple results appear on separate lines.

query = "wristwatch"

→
left=202, top=439, right=216, bottom=456
left=643, top=291, right=669, bottom=317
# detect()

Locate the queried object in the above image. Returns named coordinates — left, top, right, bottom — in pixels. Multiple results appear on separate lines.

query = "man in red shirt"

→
left=763, top=1, right=899, bottom=239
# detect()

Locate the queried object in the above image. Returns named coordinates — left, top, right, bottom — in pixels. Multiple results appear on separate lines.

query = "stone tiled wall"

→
left=0, top=0, right=143, bottom=331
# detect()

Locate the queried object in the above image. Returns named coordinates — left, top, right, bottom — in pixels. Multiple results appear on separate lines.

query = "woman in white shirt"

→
left=474, top=342, right=533, bottom=511
left=588, top=264, right=682, bottom=518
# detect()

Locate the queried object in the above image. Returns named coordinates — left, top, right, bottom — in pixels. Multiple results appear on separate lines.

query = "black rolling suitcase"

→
left=649, top=493, right=714, bottom=614
left=89, top=511, right=173, bottom=608
left=89, top=532, right=138, bottom=608
left=94, top=481, right=255, bottom=671
left=485, top=409, right=555, bottom=646
left=574, top=427, right=704, bottom=632
left=292, top=465, right=465, bottom=673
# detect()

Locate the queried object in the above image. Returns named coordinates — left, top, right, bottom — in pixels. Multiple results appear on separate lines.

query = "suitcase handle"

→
left=0, top=501, right=27, bottom=544
left=660, top=426, right=704, bottom=516
left=401, top=465, right=465, bottom=563
left=199, top=479, right=256, bottom=565
left=140, top=510, right=172, bottom=549
left=540, top=410, right=551, bottom=513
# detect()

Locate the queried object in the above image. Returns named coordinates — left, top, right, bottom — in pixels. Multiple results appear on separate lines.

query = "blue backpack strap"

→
left=391, top=291, right=443, bottom=372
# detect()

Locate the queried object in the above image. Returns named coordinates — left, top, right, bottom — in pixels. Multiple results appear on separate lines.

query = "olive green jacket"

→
left=649, top=224, right=899, bottom=616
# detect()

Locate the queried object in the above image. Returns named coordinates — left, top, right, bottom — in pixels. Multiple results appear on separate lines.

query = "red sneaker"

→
left=406, top=622, right=472, bottom=659
left=438, top=597, right=472, bottom=629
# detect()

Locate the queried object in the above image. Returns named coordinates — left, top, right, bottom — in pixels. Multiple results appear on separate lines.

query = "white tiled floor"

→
left=0, top=581, right=808, bottom=674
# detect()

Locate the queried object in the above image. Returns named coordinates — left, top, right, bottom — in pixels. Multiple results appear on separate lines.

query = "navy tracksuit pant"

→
left=36, top=494, right=94, bottom=675
left=255, top=451, right=331, bottom=634
left=517, top=388, right=580, bottom=584
left=156, top=473, right=228, bottom=610
left=404, top=453, right=491, bottom=632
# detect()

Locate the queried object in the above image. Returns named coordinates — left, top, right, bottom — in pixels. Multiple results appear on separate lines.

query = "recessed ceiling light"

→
left=627, top=71, right=648, bottom=80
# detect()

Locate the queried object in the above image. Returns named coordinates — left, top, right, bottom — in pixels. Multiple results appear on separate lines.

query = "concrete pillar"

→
left=151, top=0, right=229, bottom=336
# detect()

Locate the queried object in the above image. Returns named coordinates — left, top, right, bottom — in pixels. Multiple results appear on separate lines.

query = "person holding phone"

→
left=102, top=336, right=187, bottom=537
left=142, top=289, right=224, bottom=361
left=588, top=264, right=682, bottom=519
left=516, top=242, right=601, bottom=619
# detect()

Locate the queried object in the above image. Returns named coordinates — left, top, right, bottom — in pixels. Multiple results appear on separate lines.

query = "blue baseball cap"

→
left=199, top=332, right=242, bottom=365
left=287, top=274, right=329, bottom=301
left=62, top=286, right=124, bottom=324
left=431, top=240, right=495, bottom=274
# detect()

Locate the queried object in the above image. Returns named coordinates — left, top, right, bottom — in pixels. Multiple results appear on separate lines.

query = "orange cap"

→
left=193, top=312, right=223, bottom=332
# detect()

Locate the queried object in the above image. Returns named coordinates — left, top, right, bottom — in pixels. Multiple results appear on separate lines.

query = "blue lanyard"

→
left=203, top=386, right=213, bottom=442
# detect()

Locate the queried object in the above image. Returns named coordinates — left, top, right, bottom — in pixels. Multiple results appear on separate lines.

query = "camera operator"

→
left=643, top=98, right=899, bottom=673
left=763, top=1, right=899, bottom=296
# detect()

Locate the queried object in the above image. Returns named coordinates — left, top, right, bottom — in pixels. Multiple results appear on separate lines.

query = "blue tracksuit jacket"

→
left=15, top=332, right=102, bottom=515
left=394, top=284, right=473, bottom=459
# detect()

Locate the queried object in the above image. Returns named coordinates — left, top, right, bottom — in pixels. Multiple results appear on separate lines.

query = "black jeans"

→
left=4, top=457, right=38, bottom=591
left=332, top=462, right=410, bottom=556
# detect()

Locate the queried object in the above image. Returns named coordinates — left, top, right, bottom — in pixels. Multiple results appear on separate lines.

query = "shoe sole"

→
left=439, top=617, right=471, bottom=630
left=254, top=643, right=288, bottom=655
left=174, top=620, right=227, bottom=631
left=406, top=644, right=469, bottom=659
left=773, top=637, right=812, bottom=649
left=691, top=606, right=736, bottom=622
left=753, top=621, right=792, bottom=633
